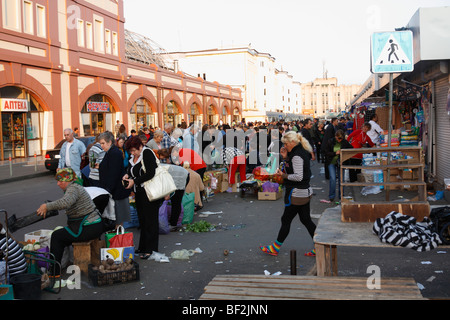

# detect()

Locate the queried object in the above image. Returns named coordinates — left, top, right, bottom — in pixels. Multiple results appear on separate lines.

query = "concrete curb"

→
left=0, top=171, right=53, bottom=185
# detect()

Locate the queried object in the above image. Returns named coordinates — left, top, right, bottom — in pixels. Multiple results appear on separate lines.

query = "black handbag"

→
left=430, top=206, right=450, bottom=245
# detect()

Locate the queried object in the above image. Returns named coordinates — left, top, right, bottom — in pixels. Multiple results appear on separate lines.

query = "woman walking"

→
left=123, top=136, right=162, bottom=259
left=260, top=131, right=317, bottom=257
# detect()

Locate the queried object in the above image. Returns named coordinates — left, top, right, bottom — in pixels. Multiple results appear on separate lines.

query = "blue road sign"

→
left=371, top=31, right=414, bottom=74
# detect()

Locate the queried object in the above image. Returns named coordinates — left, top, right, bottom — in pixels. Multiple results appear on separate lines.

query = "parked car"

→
left=44, top=136, right=96, bottom=172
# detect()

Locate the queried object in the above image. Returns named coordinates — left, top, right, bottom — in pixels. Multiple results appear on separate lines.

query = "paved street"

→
left=1, top=159, right=449, bottom=302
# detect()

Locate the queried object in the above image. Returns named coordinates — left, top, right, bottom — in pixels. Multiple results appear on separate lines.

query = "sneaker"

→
left=260, top=246, right=278, bottom=256
left=304, top=249, right=316, bottom=257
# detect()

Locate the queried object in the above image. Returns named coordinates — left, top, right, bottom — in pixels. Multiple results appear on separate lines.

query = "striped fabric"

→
left=288, top=155, right=313, bottom=198
left=0, top=235, right=27, bottom=276
left=373, top=211, right=442, bottom=252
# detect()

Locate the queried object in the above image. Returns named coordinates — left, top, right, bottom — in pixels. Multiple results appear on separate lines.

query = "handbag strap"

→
left=141, top=147, right=159, bottom=174
left=116, top=225, right=125, bottom=235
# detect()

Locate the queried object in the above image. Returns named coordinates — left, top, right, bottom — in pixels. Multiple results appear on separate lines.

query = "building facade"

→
left=166, top=46, right=302, bottom=123
left=301, top=77, right=361, bottom=118
left=0, top=0, right=242, bottom=161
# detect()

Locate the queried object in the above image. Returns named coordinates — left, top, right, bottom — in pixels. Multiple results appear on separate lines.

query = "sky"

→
left=123, top=0, right=450, bottom=86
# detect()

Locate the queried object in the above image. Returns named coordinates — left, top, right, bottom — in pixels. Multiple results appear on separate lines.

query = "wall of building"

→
left=0, top=0, right=241, bottom=160
left=167, top=46, right=302, bottom=122
left=301, top=77, right=361, bottom=117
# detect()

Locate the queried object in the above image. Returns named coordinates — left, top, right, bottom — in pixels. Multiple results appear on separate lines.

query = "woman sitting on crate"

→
left=36, top=168, right=103, bottom=277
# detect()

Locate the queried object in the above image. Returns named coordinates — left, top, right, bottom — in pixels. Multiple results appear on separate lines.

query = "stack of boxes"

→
left=203, top=169, right=229, bottom=195
left=381, top=156, right=419, bottom=191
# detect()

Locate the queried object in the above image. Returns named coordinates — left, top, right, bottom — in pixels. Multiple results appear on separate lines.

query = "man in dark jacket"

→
left=321, top=118, right=338, bottom=179
left=301, top=119, right=316, bottom=161
left=98, top=131, right=131, bottom=228
left=323, top=129, right=353, bottom=202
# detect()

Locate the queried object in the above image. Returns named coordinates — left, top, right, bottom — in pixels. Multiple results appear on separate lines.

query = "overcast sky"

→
left=123, top=0, right=450, bottom=86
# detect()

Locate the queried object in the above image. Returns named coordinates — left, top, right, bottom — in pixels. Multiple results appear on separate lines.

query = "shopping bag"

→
left=107, top=226, right=134, bottom=248
left=123, top=205, right=139, bottom=229
left=159, top=200, right=171, bottom=235
left=182, top=192, right=195, bottom=224
left=142, top=149, right=177, bottom=201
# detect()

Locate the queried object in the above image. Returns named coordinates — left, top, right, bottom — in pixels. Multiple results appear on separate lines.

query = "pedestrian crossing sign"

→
left=371, top=31, right=414, bottom=74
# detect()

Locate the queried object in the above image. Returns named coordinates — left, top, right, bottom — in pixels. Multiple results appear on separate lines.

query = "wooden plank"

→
left=206, top=280, right=421, bottom=296
left=341, top=202, right=430, bottom=223
left=341, top=164, right=424, bottom=170
left=340, top=181, right=427, bottom=186
left=202, top=285, right=422, bottom=300
left=200, top=275, right=425, bottom=300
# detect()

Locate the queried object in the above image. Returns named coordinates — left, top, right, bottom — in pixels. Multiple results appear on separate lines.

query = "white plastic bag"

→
left=361, top=186, right=382, bottom=196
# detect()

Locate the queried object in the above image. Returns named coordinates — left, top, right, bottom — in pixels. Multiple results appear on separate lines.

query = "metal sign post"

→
left=371, top=30, right=414, bottom=148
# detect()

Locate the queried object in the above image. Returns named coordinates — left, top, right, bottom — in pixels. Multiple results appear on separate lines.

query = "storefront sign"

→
left=0, top=99, right=29, bottom=112
left=86, top=101, right=110, bottom=112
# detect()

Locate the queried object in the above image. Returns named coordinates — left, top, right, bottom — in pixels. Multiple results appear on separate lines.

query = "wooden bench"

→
left=73, top=239, right=104, bottom=274
left=199, top=274, right=425, bottom=300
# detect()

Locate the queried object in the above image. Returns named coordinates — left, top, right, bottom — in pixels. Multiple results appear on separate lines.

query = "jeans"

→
left=328, top=163, right=340, bottom=201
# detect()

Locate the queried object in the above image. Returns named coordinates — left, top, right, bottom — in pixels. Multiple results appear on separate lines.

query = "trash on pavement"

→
left=170, top=248, right=202, bottom=260
left=149, top=252, right=170, bottom=263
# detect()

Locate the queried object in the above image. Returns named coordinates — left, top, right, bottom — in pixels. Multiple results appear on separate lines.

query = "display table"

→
left=313, top=206, right=449, bottom=277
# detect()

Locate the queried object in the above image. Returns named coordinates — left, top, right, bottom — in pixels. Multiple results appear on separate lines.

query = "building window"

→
left=105, top=29, right=111, bottom=54
left=112, top=31, right=118, bottom=56
left=23, top=0, right=33, bottom=34
left=86, top=22, right=93, bottom=49
left=94, top=18, right=104, bottom=53
left=3, top=0, right=21, bottom=31
left=77, top=19, right=84, bottom=47
left=36, top=4, right=46, bottom=38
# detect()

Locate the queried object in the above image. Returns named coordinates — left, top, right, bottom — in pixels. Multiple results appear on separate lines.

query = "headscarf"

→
left=55, top=168, right=77, bottom=182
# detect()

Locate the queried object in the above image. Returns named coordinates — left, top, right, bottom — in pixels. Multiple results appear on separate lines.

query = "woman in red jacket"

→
left=347, top=122, right=374, bottom=182
left=172, top=147, right=207, bottom=181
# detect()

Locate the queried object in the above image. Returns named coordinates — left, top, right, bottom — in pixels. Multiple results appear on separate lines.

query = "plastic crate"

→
left=88, top=261, right=139, bottom=287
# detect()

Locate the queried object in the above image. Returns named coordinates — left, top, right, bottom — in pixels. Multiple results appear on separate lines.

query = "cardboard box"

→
left=24, top=230, right=53, bottom=244
left=258, top=190, right=283, bottom=201
left=100, top=247, right=135, bottom=264
left=218, top=181, right=229, bottom=193
left=401, top=169, right=413, bottom=180
left=222, top=172, right=229, bottom=182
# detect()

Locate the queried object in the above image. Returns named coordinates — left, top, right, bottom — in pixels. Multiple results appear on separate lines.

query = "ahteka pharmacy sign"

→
left=0, top=99, right=29, bottom=112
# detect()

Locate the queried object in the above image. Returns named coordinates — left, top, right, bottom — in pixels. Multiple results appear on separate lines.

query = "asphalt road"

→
left=1, top=160, right=449, bottom=303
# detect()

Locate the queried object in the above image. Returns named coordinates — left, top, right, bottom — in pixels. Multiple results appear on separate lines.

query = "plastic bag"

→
left=261, top=181, right=279, bottom=193
left=170, top=249, right=196, bottom=260
left=159, top=200, right=171, bottom=235
left=123, top=205, right=139, bottom=229
left=108, top=226, right=134, bottom=247
left=361, top=186, right=382, bottom=196
left=182, top=193, right=195, bottom=224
